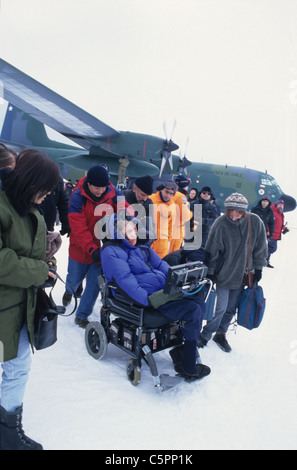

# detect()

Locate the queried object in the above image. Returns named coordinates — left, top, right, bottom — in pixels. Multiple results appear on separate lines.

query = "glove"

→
left=91, top=248, right=101, bottom=263
left=253, top=269, right=262, bottom=284
left=207, top=273, right=216, bottom=285
left=60, top=224, right=71, bottom=237
left=148, top=289, right=183, bottom=309
left=37, top=265, right=57, bottom=289
left=283, top=227, right=289, bottom=235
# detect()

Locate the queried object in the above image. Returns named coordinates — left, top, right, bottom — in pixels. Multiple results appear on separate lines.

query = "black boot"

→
left=173, top=341, right=211, bottom=382
left=62, top=291, right=72, bottom=306
left=0, top=405, right=43, bottom=450
left=213, top=333, right=232, bottom=352
left=170, top=344, right=202, bottom=369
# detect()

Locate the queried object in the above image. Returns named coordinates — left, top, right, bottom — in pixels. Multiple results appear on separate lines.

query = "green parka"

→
left=0, top=191, right=50, bottom=362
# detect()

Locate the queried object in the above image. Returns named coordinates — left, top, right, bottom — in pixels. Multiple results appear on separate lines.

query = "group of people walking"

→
left=0, top=146, right=290, bottom=450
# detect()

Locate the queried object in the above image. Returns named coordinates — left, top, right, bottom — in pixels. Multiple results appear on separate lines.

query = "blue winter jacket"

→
left=101, top=239, right=169, bottom=306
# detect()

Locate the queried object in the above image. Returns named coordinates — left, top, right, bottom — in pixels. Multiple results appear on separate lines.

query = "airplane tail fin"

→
left=1, top=103, right=52, bottom=147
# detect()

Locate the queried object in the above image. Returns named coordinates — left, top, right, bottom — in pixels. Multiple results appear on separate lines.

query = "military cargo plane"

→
left=0, top=59, right=295, bottom=212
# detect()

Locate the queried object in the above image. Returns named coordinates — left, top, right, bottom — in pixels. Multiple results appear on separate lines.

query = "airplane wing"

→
left=0, top=59, right=119, bottom=149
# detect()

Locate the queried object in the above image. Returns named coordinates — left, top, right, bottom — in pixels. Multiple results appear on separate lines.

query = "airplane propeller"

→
left=159, top=119, right=179, bottom=177
left=178, top=137, right=192, bottom=175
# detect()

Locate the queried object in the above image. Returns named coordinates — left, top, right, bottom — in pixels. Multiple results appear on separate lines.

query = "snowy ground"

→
left=13, top=212, right=297, bottom=450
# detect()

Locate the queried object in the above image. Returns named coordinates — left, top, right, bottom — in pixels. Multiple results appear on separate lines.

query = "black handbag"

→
left=34, top=274, right=77, bottom=351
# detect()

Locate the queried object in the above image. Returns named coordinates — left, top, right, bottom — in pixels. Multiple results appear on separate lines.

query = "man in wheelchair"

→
left=100, top=213, right=211, bottom=382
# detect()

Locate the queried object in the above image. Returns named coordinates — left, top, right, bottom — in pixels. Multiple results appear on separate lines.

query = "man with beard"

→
left=267, top=200, right=289, bottom=268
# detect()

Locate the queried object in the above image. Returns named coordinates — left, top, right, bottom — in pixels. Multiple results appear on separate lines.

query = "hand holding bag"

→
left=34, top=287, right=60, bottom=350
left=34, top=273, right=77, bottom=350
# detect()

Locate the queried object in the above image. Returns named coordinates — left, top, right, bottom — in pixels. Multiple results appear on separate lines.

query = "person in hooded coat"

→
left=101, top=213, right=211, bottom=382
left=251, top=195, right=275, bottom=238
left=197, top=186, right=218, bottom=247
left=267, top=200, right=289, bottom=267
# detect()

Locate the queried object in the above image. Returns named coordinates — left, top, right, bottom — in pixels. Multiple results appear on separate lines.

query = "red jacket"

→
left=271, top=203, right=285, bottom=240
left=68, top=177, right=131, bottom=264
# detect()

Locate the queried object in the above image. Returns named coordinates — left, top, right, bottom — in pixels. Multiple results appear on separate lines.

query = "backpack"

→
left=236, top=284, right=266, bottom=330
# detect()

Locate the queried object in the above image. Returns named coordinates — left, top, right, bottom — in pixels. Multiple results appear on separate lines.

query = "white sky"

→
left=1, top=0, right=297, bottom=198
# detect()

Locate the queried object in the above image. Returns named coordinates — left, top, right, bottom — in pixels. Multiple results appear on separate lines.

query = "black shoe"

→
left=267, top=263, right=274, bottom=268
left=175, top=363, right=211, bottom=382
left=62, top=291, right=72, bottom=307
left=197, top=337, right=208, bottom=348
left=213, top=333, right=232, bottom=353
left=74, top=317, right=90, bottom=329
left=0, top=405, right=43, bottom=451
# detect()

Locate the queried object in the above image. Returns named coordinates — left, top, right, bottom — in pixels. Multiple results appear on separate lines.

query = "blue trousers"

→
left=1, top=326, right=31, bottom=412
left=65, top=258, right=102, bottom=319
left=200, top=285, right=242, bottom=342
left=159, top=296, right=205, bottom=343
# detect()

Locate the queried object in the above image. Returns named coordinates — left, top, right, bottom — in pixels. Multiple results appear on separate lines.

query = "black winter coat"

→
left=40, top=177, right=70, bottom=233
left=251, top=201, right=275, bottom=238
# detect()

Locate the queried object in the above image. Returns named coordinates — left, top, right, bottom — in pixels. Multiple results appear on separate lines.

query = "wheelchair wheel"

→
left=126, top=359, right=141, bottom=386
left=85, top=321, right=108, bottom=360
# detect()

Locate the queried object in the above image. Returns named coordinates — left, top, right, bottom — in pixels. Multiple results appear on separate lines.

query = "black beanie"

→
left=134, top=175, right=154, bottom=195
left=86, top=165, right=109, bottom=187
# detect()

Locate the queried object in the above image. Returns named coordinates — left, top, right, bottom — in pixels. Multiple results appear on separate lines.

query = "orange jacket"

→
left=150, top=191, right=176, bottom=258
left=170, top=191, right=192, bottom=252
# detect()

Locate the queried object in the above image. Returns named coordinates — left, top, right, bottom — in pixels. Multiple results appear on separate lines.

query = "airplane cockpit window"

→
left=259, top=174, right=282, bottom=200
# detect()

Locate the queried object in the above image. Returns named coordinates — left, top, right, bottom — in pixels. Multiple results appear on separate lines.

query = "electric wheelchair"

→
left=85, top=261, right=213, bottom=391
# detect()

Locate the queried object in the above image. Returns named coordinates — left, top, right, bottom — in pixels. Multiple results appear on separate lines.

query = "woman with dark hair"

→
left=0, top=149, right=60, bottom=450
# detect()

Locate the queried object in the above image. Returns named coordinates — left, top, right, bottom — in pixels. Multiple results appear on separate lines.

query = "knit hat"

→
left=276, top=199, right=285, bottom=207
left=224, top=193, right=248, bottom=211
left=174, top=175, right=190, bottom=189
left=86, top=164, right=109, bottom=187
left=134, top=175, right=154, bottom=195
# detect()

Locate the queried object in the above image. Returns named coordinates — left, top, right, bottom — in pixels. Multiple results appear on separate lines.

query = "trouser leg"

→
left=75, top=262, right=102, bottom=320
left=0, top=326, right=31, bottom=412
left=216, top=287, right=242, bottom=335
left=200, top=286, right=242, bottom=342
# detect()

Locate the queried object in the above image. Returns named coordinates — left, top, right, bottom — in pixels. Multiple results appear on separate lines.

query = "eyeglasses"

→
left=202, top=191, right=210, bottom=195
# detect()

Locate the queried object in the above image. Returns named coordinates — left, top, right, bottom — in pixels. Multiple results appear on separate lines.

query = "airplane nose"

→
left=280, top=194, right=297, bottom=212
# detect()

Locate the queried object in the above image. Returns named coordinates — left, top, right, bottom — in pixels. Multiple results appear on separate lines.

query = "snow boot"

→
left=62, top=291, right=72, bottom=306
left=0, top=405, right=43, bottom=450
left=170, top=344, right=202, bottom=370
left=174, top=340, right=211, bottom=382
left=74, top=317, right=90, bottom=329
left=213, top=333, right=232, bottom=352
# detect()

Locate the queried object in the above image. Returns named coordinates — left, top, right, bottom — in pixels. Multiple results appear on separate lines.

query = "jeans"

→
left=65, top=258, right=102, bottom=319
left=0, top=325, right=31, bottom=412
left=200, top=285, right=243, bottom=342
